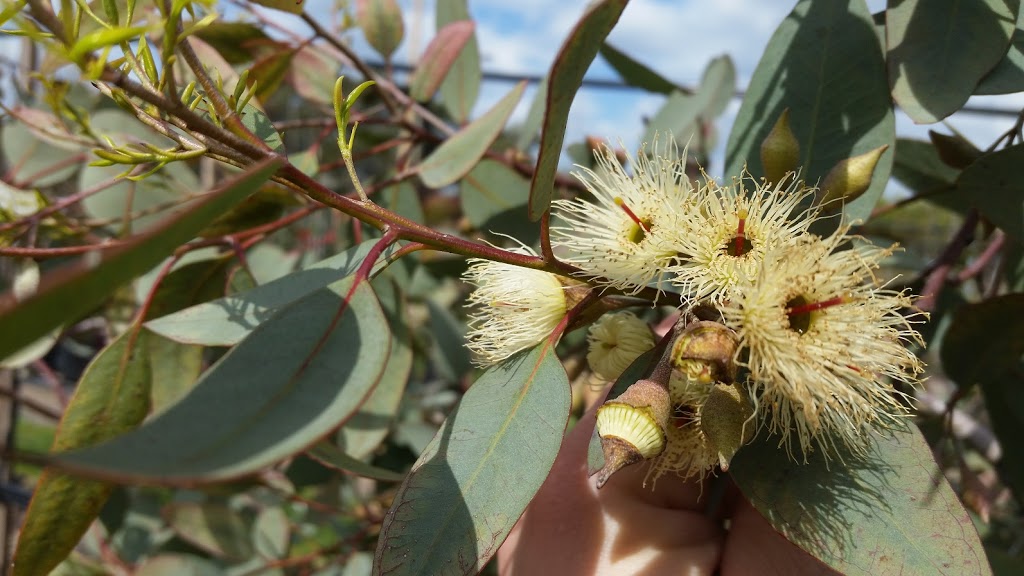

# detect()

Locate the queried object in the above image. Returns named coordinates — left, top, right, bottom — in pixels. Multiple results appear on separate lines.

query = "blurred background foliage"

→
left=0, top=0, right=1022, bottom=574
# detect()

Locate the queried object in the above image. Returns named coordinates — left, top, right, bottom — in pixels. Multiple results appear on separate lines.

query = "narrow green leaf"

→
left=249, top=49, right=297, bottom=102
left=13, top=332, right=152, bottom=576
left=731, top=424, right=990, bottom=575
left=953, top=144, right=1024, bottom=239
left=417, top=82, right=525, bottom=189
left=382, top=180, right=425, bottom=224
left=888, top=0, right=1016, bottom=123
left=941, top=294, right=1024, bottom=501
left=0, top=158, right=282, bottom=361
left=515, top=75, right=549, bottom=150
left=356, top=0, right=405, bottom=60
left=164, top=502, right=254, bottom=559
left=698, top=54, right=736, bottom=119
left=460, top=159, right=529, bottom=227
left=373, top=344, right=571, bottom=575
left=599, top=42, right=677, bottom=95
left=409, top=21, right=475, bottom=102
left=145, top=240, right=396, bottom=346
left=67, top=25, right=148, bottom=62
left=307, top=443, right=405, bottom=482
left=724, top=0, right=894, bottom=224
left=436, top=0, right=481, bottom=123
left=528, top=0, right=628, bottom=220
left=52, top=278, right=390, bottom=484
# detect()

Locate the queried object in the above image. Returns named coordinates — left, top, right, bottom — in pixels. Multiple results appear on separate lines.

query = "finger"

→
left=498, top=405, right=724, bottom=576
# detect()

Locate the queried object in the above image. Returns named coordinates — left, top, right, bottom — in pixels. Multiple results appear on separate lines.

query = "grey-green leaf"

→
left=953, top=143, right=1024, bottom=239
left=528, top=0, right=628, bottom=221
left=977, top=8, right=1024, bottom=95
left=724, top=0, right=894, bottom=224
left=145, top=240, right=395, bottom=346
left=460, top=159, right=530, bottom=227
left=0, top=158, right=282, bottom=362
left=599, top=42, right=677, bottom=95
left=417, top=82, right=525, bottom=189
left=888, top=0, right=1016, bottom=123
left=409, top=21, right=475, bottom=103
left=373, top=344, right=571, bottom=575
left=53, top=278, right=391, bottom=484
left=436, top=0, right=481, bottom=123
left=731, top=424, right=991, bottom=575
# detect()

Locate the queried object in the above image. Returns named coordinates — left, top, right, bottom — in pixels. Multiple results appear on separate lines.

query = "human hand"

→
left=497, top=406, right=840, bottom=576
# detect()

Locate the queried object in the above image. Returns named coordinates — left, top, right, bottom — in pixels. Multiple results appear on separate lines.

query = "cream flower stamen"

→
left=551, top=136, right=695, bottom=295
left=720, top=228, right=926, bottom=459
left=463, top=243, right=571, bottom=366
left=667, top=173, right=818, bottom=303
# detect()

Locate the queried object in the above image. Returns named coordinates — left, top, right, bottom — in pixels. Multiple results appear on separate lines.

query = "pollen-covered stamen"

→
left=785, top=294, right=848, bottom=334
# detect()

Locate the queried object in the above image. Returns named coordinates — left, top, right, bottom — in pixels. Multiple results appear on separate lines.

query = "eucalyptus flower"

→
left=720, top=229, right=925, bottom=459
left=463, top=245, right=573, bottom=366
left=551, top=137, right=695, bottom=295
left=667, top=173, right=818, bottom=303
left=586, top=312, right=655, bottom=381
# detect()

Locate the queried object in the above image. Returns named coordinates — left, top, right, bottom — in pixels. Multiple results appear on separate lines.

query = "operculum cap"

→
left=700, top=382, right=755, bottom=471
left=593, top=378, right=671, bottom=488
left=671, top=321, right=739, bottom=384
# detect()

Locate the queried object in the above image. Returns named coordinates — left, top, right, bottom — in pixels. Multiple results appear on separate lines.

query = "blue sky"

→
left=5, top=0, right=1023, bottom=191
left=333, top=0, right=1024, bottom=188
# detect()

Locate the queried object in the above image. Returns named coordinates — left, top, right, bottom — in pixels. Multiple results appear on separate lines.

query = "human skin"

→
left=497, top=407, right=840, bottom=576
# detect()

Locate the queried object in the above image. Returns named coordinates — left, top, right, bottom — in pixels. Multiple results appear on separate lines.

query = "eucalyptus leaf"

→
left=731, top=424, right=990, bottom=575
left=528, top=0, right=628, bottom=221
left=373, top=344, right=570, bottom=575
left=53, top=278, right=391, bottom=484
left=724, top=0, right=894, bottom=225
left=888, top=0, right=1016, bottom=123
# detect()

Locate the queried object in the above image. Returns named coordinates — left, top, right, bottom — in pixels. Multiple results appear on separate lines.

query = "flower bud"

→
left=593, top=378, right=671, bottom=488
left=928, top=130, right=981, bottom=170
left=819, top=145, right=889, bottom=208
left=759, top=108, right=800, bottom=187
left=670, top=321, right=739, bottom=384
left=699, top=382, right=754, bottom=471
left=586, top=312, right=655, bottom=382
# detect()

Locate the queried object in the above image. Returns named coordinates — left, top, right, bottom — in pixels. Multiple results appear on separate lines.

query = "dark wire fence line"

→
left=371, top=61, right=1024, bottom=119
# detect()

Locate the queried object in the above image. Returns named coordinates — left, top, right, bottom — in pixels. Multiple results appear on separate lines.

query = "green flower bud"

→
left=759, top=108, right=800, bottom=187
left=819, top=145, right=889, bottom=208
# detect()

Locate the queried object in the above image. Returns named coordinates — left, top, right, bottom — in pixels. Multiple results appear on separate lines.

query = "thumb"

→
left=498, top=405, right=723, bottom=576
